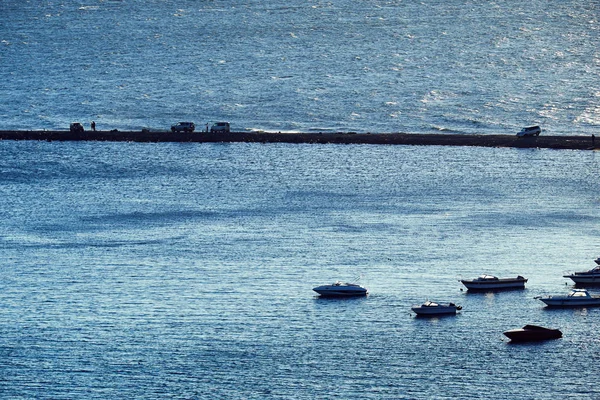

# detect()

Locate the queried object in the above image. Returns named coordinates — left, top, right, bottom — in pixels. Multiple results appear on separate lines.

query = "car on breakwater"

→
left=210, top=122, right=230, bottom=133
left=70, top=122, right=84, bottom=133
left=171, top=122, right=195, bottom=133
left=517, top=125, right=541, bottom=137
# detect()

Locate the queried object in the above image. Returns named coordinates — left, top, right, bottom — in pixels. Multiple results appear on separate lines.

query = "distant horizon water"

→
left=1, top=0, right=599, bottom=135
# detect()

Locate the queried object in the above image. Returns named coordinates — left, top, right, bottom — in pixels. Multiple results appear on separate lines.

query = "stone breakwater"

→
left=0, top=130, right=597, bottom=150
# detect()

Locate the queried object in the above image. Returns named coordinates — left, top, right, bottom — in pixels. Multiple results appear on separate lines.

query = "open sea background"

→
left=1, top=0, right=600, bottom=134
left=2, top=0, right=600, bottom=399
left=2, top=142, right=600, bottom=399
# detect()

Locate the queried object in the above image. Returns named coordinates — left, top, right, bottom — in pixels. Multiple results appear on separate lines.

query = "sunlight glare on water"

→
left=0, top=0, right=599, bottom=135
left=0, top=140, right=599, bottom=398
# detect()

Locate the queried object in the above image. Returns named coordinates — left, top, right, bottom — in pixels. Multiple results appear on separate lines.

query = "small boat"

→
left=564, top=260, right=600, bottom=284
left=537, top=288, right=600, bottom=307
left=460, top=274, right=527, bottom=291
left=503, top=325, right=562, bottom=342
left=411, top=300, right=462, bottom=316
left=312, top=281, right=368, bottom=297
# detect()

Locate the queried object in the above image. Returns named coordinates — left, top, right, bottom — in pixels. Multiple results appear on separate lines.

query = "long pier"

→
left=0, top=130, right=596, bottom=150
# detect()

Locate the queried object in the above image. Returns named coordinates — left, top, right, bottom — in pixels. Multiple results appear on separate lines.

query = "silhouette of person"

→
left=91, top=121, right=96, bottom=131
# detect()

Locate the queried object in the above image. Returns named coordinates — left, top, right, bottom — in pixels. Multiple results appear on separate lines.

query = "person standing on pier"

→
left=91, top=121, right=96, bottom=131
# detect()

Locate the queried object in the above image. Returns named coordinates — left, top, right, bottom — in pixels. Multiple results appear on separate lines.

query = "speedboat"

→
left=537, top=288, right=600, bottom=307
left=411, top=300, right=461, bottom=316
left=564, top=260, right=600, bottom=284
left=460, top=275, right=527, bottom=291
left=312, top=281, right=368, bottom=297
left=503, top=325, right=562, bottom=342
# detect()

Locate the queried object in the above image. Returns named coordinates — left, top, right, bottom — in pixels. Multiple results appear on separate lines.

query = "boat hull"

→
left=312, top=285, right=368, bottom=297
left=411, top=301, right=460, bottom=316
left=540, top=298, right=600, bottom=307
left=563, top=262, right=600, bottom=284
left=504, top=326, right=562, bottom=342
left=313, top=289, right=367, bottom=297
left=461, top=279, right=527, bottom=291
left=411, top=307, right=457, bottom=316
left=563, top=275, right=600, bottom=285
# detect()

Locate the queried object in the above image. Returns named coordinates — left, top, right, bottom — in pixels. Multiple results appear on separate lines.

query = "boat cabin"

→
left=577, top=266, right=600, bottom=275
left=568, top=289, right=591, bottom=297
left=476, top=275, right=499, bottom=281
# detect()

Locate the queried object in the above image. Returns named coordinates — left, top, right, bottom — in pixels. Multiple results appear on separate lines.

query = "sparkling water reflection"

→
left=1, top=141, right=599, bottom=398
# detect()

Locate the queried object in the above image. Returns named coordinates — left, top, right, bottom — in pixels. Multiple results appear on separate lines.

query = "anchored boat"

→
left=312, top=281, right=368, bottom=297
left=563, top=259, right=600, bottom=285
left=503, top=325, right=562, bottom=342
left=411, top=300, right=462, bottom=316
left=460, top=274, right=527, bottom=291
left=537, top=289, right=600, bottom=307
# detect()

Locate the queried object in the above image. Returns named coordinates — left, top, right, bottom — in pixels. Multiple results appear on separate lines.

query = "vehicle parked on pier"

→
left=210, top=122, right=230, bottom=133
left=171, top=122, right=195, bottom=133
left=517, top=126, right=541, bottom=137
left=70, top=122, right=84, bottom=133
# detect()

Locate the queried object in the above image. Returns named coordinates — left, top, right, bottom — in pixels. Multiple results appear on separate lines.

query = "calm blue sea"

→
left=2, top=1, right=600, bottom=399
left=1, top=140, right=600, bottom=399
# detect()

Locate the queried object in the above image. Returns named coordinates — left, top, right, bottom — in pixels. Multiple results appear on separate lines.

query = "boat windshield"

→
left=423, top=301, right=439, bottom=307
left=523, top=325, right=545, bottom=330
left=569, top=290, right=590, bottom=297
left=477, top=275, right=499, bottom=281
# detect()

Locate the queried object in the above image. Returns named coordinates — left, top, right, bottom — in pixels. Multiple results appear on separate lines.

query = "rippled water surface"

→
left=1, top=140, right=600, bottom=398
left=2, top=0, right=600, bottom=398
left=1, top=0, right=599, bottom=134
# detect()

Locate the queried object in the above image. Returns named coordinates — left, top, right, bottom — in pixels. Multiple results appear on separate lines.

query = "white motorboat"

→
left=537, top=289, right=600, bottom=307
left=564, top=260, right=600, bottom=284
left=411, top=300, right=461, bottom=316
left=503, top=325, right=562, bottom=342
left=312, top=281, right=368, bottom=297
left=460, top=274, right=527, bottom=291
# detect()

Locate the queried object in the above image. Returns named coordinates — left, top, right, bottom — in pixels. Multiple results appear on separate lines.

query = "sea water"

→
left=1, top=140, right=600, bottom=399
left=2, top=0, right=600, bottom=398
left=1, top=0, right=599, bottom=135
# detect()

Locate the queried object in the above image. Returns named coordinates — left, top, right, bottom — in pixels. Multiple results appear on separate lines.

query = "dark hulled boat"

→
left=503, top=325, right=562, bottom=342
